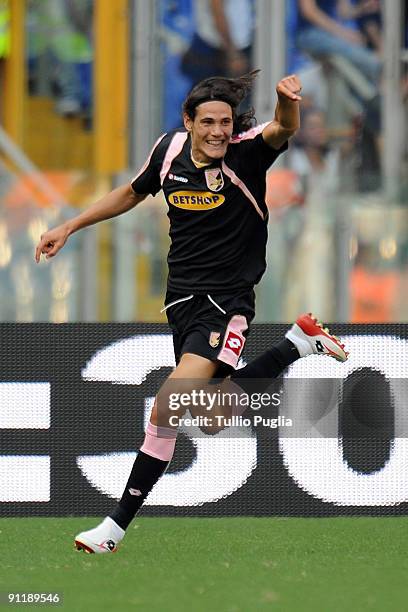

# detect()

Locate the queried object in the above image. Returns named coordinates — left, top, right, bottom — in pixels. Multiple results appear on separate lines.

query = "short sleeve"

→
left=228, top=131, right=288, bottom=176
left=131, top=133, right=168, bottom=196
left=258, top=136, right=288, bottom=171
left=244, top=134, right=288, bottom=173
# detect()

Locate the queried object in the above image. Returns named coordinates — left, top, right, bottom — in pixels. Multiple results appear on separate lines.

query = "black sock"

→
left=231, top=339, right=300, bottom=393
left=110, top=451, right=168, bottom=530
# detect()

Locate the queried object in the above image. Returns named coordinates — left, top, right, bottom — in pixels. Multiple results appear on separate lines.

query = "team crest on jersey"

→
left=209, top=331, right=221, bottom=348
left=205, top=168, right=224, bottom=192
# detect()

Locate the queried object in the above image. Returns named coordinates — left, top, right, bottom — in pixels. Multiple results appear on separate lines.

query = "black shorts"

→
left=164, top=290, right=256, bottom=377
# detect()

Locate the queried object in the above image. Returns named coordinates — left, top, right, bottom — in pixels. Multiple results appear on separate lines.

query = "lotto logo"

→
left=315, top=340, right=324, bottom=353
left=225, top=331, right=244, bottom=356
left=228, top=338, right=241, bottom=349
left=169, top=173, right=188, bottom=183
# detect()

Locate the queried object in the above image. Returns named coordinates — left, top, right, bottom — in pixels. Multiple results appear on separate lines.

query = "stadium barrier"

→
left=1, top=323, right=408, bottom=517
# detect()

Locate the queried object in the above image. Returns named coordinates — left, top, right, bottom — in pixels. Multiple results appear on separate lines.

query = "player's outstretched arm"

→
left=262, top=74, right=302, bottom=150
left=35, top=184, right=146, bottom=262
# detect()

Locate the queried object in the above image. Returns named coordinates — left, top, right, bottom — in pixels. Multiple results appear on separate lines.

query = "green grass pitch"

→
left=1, top=517, right=408, bottom=611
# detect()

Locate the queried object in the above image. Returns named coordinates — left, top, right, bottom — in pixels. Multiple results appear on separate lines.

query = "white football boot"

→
left=75, top=517, right=125, bottom=554
left=285, top=313, right=348, bottom=362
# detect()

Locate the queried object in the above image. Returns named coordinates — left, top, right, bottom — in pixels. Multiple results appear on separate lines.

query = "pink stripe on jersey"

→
left=230, top=122, right=269, bottom=143
left=221, top=161, right=264, bottom=220
left=160, top=132, right=189, bottom=185
left=217, top=315, right=248, bottom=369
left=131, top=133, right=167, bottom=185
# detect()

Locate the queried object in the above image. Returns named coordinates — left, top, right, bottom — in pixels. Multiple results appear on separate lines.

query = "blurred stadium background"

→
left=0, top=0, right=407, bottom=325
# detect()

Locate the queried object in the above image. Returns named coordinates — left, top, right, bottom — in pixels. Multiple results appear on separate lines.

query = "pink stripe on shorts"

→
left=217, top=315, right=248, bottom=369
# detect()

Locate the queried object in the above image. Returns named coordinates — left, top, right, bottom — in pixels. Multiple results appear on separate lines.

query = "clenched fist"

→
left=276, top=74, right=302, bottom=102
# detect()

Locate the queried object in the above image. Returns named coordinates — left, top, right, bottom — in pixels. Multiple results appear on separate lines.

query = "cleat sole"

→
left=75, top=540, right=95, bottom=554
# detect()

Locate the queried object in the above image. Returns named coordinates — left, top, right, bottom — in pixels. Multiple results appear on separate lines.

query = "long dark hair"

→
left=182, top=70, right=260, bottom=134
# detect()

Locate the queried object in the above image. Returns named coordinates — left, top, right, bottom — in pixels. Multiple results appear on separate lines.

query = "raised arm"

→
left=35, top=184, right=146, bottom=262
left=262, top=74, right=301, bottom=150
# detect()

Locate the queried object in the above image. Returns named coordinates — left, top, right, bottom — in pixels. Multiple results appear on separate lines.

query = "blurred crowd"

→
left=27, top=0, right=93, bottom=129
left=173, top=0, right=404, bottom=190
left=21, top=0, right=408, bottom=188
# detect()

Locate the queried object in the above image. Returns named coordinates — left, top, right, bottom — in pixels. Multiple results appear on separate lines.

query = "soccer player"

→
left=35, top=71, right=348, bottom=554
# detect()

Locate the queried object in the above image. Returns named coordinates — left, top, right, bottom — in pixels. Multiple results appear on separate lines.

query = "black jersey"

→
left=131, top=125, right=288, bottom=294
